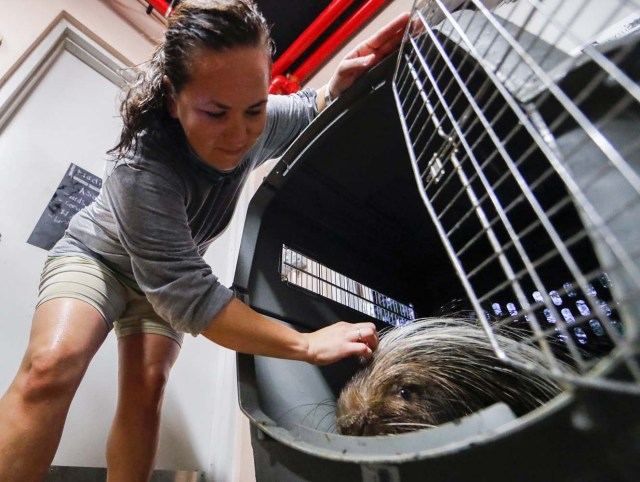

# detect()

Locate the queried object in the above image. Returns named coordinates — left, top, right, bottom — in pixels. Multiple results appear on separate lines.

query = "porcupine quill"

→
left=336, top=318, right=570, bottom=436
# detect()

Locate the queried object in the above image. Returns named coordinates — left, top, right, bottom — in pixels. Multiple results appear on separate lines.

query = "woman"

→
left=0, top=1, right=408, bottom=481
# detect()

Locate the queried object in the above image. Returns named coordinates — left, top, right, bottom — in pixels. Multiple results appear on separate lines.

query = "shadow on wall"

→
left=158, top=390, right=205, bottom=472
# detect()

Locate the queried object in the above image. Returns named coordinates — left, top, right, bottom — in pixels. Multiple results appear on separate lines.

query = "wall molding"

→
left=0, top=13, right=132, bottom=135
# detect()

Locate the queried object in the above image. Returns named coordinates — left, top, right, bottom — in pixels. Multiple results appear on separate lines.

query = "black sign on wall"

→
left=28, top=163, right=102, bottom=251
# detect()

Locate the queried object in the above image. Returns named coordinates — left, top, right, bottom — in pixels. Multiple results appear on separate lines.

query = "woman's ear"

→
left=162, top=75, right=178, bottom=118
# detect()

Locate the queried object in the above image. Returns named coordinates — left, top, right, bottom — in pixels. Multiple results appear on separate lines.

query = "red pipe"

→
left=146, top=0, right=172, bottom=17
left=293, top=0, right=390, bottom=82
left=272, top=0, right=356, bottom=77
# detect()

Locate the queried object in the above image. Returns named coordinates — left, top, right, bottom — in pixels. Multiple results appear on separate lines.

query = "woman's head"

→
left=162, top=0, right=273, bottom=94
left=111, top=0, right=274, bottom=167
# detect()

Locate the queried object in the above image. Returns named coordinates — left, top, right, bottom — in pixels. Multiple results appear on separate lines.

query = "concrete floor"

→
left=45, top=466, right=205, bottom=481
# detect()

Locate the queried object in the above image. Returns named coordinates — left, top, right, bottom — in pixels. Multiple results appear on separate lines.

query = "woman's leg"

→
left=106, top=333, right=180, bottom=482
left=0, top=298, right=109, bottom=482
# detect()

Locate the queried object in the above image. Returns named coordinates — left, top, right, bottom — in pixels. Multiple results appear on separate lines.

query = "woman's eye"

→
left=204, top=111, right=226, bottom=119
left=246, top=110, right=263, bottom=117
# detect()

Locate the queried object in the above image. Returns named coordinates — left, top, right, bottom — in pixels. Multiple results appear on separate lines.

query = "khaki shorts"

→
left=37, top=255, right=183, bottom=346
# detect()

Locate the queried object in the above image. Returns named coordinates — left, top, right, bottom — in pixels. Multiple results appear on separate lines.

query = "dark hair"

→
left=109, top=0, right=274, bottom=160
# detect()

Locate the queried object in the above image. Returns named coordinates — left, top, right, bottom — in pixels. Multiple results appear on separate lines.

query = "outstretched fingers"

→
left=349, top=12, right=410, bottom=60
left=328, top=12, right=410, bottom=99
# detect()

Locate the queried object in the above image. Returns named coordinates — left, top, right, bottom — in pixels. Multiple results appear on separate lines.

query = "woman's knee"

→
left=117, top=334, right=180, bottom=410
left=18, top=347, right=90, bottom=403
left=122, top=362, right=172, bottom=410
left=142, top=363, right=171, bottom=398
left=14, top=299, right=109, bottom=403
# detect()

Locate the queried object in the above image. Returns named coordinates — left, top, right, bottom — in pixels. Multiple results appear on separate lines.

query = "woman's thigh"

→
left=18, top=298, right=110, bottom=387
left=19, top=254, right=126, bottom=381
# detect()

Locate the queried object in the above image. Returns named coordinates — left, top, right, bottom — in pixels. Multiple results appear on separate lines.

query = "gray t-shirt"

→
left=51, top=89, right=318, bottom=336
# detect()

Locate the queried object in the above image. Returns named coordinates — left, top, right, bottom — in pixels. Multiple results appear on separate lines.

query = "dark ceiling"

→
left=254, top=0, right=369, bottom=71
left=147, top=0, right=371, bottom=76
left=255, top=0, right=331, bottom=58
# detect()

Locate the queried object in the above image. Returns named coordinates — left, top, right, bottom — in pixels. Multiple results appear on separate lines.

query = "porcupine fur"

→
left=336, top=317, right=569, bottom=436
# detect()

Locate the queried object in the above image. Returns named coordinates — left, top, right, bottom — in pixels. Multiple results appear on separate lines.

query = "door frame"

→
left=0, top=13, right=132, bottom=134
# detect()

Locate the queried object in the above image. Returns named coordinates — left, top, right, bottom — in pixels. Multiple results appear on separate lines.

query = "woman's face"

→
left=166, top=45, right=271, bottom=171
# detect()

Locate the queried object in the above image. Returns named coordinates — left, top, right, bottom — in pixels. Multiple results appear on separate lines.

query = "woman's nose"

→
left=222, top=116, right=249, bottom=146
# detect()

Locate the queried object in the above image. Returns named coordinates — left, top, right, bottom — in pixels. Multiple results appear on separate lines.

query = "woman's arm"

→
left=317, top=13, right=410, bottom=112
left=201, top=297, right=379, bottom=365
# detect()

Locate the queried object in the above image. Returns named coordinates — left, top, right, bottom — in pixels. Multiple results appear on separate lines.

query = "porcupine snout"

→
left=336, top=410, right=382, bottom=436
left=335, top=380, right=385, bottom=435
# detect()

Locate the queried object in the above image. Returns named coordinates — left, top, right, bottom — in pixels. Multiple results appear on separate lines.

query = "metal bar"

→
left=429, top=0, right=640, bottom=375
left=404, top=25, right=570, bottom=369
left=474, top=0, right=640, bottom=197
left=394, top=0, right=640, bottom=390
left=429, top=0, right=640, bottom=315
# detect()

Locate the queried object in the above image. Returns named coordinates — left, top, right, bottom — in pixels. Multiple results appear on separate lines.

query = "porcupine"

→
left=336, top=318, right=569, bottom=436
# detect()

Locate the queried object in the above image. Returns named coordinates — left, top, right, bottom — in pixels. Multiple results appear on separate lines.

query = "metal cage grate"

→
left=393, top=0, right=640, bottom=393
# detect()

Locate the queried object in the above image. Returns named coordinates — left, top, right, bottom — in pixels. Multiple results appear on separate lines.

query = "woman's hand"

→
left=203, top=298, right=378, bottom=365
left=324, top=13, right=410, bottom=103
left=302, top=321, right=379, bottom=365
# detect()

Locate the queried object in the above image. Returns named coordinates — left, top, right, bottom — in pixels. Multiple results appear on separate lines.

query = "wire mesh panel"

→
left=280, top=245, right=416, bottom=326
left=393, top=0, right=640, bottom=393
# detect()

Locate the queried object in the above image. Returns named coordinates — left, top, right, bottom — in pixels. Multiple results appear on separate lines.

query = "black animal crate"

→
left=233, top=3, right=640, bottom=481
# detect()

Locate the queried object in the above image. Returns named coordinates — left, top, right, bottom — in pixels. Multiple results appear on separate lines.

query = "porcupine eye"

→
left=398, top=384, right=422, bottom=401
left=399, top=387, right=412, bottom=400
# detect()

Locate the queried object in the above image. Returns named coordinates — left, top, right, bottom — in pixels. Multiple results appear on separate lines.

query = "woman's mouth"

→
left=219, top=146, right=246, bottom=156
